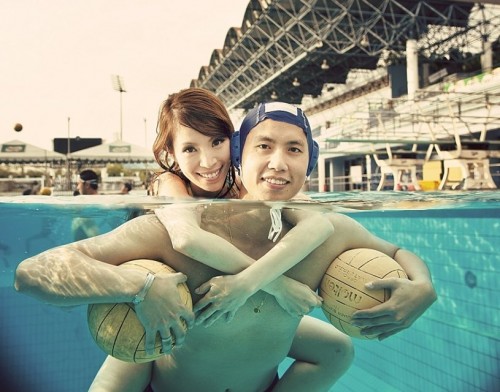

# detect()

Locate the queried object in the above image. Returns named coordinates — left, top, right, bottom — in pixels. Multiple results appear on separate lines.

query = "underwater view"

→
left=1, top=191, right=499, bottom=391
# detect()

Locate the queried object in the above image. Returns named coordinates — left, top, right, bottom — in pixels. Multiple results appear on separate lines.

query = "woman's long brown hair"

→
left=152, top=88, right=237, bottom=198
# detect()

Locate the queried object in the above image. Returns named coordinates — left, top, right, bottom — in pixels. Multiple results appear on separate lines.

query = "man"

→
left=15, top=103, right=436, bottom=391
left=77, top=169, right=99, bottom=195
left=120, top=182, right=132, bottom=194
left=72, top=169, right=100, bottom=239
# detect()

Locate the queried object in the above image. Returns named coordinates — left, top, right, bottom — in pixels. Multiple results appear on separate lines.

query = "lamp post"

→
left=111, top=75, right=126, bottom=141
left=67, top=117, right=71, bottom=191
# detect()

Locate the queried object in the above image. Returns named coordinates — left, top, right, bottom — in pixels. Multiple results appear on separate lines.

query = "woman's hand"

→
left=193, top=275, right=254, bottom=327
left=268, top=276, right=323, bottom=318
left=351, top=277, right=437, bottom=340
left=134, top=272, right=195, bottom=355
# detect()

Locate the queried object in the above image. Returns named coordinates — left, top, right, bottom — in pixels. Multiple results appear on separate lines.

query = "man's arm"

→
left=15, top=214, right=193, bottom=351
left=327, top=213, right=437, bottom=340
left=351, top=248, right=437, bottom=340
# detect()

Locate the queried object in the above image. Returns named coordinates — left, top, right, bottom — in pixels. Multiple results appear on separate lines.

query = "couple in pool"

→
left=15, top=88, right=437, bottom=392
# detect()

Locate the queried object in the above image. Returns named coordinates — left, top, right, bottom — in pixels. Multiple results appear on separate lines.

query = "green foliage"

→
left=26, top=169, right=45, bottom=177
left=107, top=163, right=124, bottom=176
left=0, top=168, right=10, bottom=178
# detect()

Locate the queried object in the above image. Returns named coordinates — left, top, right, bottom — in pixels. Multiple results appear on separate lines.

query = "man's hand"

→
left=134, top=272, right=194, bottom=355
left=351, top=277, right=437, bottom=340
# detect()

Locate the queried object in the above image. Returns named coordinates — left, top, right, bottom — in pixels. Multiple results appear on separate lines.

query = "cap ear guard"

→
left=307, top=140, right=320, bottom=176
left=231, top=131, right=241, bottom=168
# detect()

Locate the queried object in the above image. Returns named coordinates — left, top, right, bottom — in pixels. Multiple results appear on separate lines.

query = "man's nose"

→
left=267, top=149, right=288, bottom=171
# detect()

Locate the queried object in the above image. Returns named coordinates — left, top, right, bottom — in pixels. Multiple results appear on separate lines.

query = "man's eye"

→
left=290, top=147, right=303, bottom=153
left=257, top=144, right=270, bottom=149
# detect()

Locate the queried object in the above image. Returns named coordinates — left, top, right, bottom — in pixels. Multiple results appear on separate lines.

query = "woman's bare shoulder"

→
left=156, top=172, right=184, bottom=185
left=156, top=172, right=190, bottom=197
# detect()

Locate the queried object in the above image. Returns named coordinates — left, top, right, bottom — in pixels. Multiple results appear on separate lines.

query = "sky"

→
left=0, top=0, right=250, bottom=150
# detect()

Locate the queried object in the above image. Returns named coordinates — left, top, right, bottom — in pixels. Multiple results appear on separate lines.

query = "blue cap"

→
left=231, top=102, right=319, bottom=176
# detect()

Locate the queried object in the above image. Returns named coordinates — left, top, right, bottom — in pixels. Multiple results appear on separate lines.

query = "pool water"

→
left=1, top=192, right=499, bottom=391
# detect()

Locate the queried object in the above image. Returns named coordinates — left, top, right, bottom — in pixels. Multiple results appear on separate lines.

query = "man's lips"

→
left=263, top=177, right=289, bottom=186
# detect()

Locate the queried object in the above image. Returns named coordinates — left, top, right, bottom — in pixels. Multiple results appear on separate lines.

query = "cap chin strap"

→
left=268, top=207, right=283, bottom=242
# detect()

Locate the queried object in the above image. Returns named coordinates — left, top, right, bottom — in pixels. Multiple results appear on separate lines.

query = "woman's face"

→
left=170, top=124, right=231, bottom=197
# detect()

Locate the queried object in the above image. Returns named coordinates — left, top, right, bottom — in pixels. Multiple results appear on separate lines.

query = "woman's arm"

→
left=156, top=205, right=321, bottom=301
left=156, top=202, right=327, bottom=322
left=155, top=174, right=322, bottom=306
left=227, top=208, right=334, bottom=292
left=155, top=172, right=256, bottom=269
left=192, top=208, right=334, bottom=325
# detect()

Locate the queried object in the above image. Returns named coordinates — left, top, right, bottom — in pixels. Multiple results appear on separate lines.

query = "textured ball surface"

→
left=87, top=259, right=192, bottom=362
left=320, top=248, right=408, bottom=339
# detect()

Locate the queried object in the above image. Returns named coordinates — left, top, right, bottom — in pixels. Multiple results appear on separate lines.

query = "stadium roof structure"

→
left=190, top=0, right=496, bottom=110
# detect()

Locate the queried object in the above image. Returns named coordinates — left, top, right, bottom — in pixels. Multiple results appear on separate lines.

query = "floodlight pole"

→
left=111, top=75, right=126, bottom=141
left=67, top=117, right=71, bottom=191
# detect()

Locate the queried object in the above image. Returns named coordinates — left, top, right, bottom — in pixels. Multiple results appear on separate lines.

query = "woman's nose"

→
left=199, top=151, right=216, bottom=168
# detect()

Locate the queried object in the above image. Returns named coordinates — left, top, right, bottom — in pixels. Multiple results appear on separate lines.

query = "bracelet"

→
left=132, top=273, right=155, bottom=305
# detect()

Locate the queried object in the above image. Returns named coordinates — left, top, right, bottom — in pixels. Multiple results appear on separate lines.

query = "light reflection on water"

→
left=1, top=192, right=499, bottom=391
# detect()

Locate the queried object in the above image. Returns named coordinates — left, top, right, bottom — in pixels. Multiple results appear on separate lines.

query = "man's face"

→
left=77, top=179, right=93, bottom=195
left=240, top=119, right=309, bottom=201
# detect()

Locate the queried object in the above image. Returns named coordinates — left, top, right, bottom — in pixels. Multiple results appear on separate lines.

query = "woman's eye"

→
left=183, top=146, right=196, bottom=153
left=213, top=138, right=226, bottom=147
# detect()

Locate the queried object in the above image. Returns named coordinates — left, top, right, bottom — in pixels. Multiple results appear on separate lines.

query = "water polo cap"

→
left=79, top=170, right=98, bottom=184
left=231, top=102, right=319, bottom=176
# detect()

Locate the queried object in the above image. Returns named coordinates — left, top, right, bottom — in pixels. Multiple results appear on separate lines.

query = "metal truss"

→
left=191, top=0, right=477, bottom=110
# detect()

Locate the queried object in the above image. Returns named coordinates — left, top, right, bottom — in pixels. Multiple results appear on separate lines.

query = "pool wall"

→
left=1, top=201, right=499, bottom=391
left=326, top=208, right=499, bottom=392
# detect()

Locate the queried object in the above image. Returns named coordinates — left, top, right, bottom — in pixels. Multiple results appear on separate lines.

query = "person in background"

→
left=121, top=182, right=132, bottom=194
left=72, top=169, right=100, bottom=240
left=77, top=169, right=99, bottom=195
left=22, top=181, right=40, bottom=195
left=39, top=187, right=52, bottom=196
